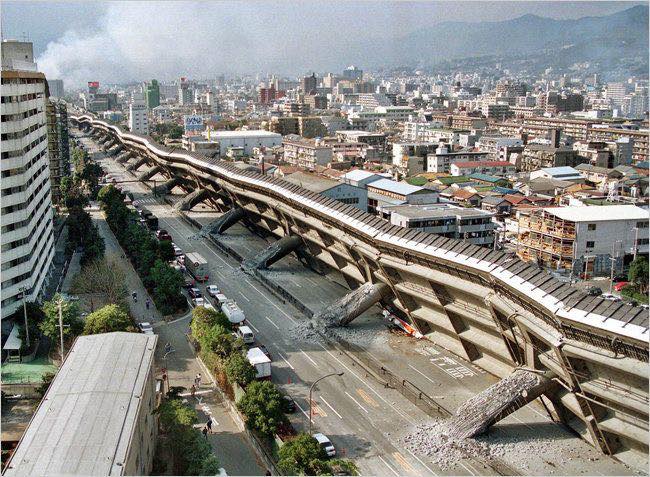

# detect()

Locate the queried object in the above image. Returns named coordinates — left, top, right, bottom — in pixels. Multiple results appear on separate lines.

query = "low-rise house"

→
left=481, top=195, right=514, bottom=217
left=450, top=160, right=516, bottom=177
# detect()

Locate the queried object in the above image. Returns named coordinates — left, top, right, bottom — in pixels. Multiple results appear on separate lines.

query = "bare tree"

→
left=72, top=254, right=128, bottom=306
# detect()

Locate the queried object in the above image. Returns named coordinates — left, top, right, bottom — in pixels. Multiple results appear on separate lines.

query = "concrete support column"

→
left=153, top=177, right=180, bottom=196
left=313, top=282, right=391, bottom=327
left=174, top=189, right=209, bottom=211
left=137, top=165, right=162, bottom=181
left=126, top=157, right=147, bottom=172
left=243, top=235, right=302, bottom=270
left=208, top=207, right=245, bottom=235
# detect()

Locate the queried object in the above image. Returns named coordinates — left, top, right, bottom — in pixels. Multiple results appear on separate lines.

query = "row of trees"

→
left=98, top=185, right=186, bottom=315
left=189, top=306, right=357, bottom=475
left=155, top=390, right=220, bottom=475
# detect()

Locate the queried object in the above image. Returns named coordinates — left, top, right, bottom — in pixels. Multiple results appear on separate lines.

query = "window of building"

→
left=586, top=241, right=595, bottom=248
left=636, top=221, right=649, bottom=229
left=587, top=224, right=597, bottom=231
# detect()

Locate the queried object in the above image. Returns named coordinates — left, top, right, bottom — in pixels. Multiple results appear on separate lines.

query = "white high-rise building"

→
left=1, top=41, right=56, bottom=315
left=128, top=93, right=149, bottom=134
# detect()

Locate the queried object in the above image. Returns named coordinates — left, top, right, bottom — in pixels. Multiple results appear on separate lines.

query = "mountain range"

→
left=347, top=5, right=648, bottom=74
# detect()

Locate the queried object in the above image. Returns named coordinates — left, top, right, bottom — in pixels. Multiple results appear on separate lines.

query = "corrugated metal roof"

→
left=5, top=333, right=157, bottom=476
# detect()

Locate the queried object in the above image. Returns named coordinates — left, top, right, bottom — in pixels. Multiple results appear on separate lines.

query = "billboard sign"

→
left=183, top=114, right=204, bottom=133
left=88, top=81, right=100, bottom=89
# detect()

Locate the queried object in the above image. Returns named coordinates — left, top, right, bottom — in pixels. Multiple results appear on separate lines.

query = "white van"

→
left=237, top=325, right=255, bottom=345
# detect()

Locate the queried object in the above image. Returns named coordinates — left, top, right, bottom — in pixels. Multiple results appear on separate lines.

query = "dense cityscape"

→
left=1, top=2, right=648, bottom=476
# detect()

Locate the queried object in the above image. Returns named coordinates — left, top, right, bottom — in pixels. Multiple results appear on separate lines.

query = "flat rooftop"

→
left=542, top=205, right=649, bottom=223
left=207, top=130, right=281, bottom=138
left=4, top=332, right=157, bottom=476
left=283, top=171, right=339, bottom=193
left=388, top=204, right=494, bottom=220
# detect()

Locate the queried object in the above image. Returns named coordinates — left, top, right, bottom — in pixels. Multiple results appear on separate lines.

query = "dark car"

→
left=586, top=286, right=602, bottom=296
left=182, top=277, right=196, bottom=289
left=188, top=287, right=202, bottom=299
left=282, top=395, right=296, bottom=413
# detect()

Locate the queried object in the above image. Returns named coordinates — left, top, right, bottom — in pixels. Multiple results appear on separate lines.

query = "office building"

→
left=427, top=144, right=489, bottom=173
left=145, top=79, right=160, bottom=109
left=301, top=73, right=317, bottom=94
left=178, top=77, right=193, bottom=106
left=342, top=65, right=363, bottom=80
left=47, top=79, right=64, bottom=98
left=1, top=40, right=56, bottom=315
left=4, top=332, right=159, bottom=476
left=128, top=93, right=149, bottom=134
left=209, top=130, right=282, bottom=157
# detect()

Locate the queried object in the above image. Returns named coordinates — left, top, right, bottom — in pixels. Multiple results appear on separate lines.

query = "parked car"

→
left=188, top=287, right=202, bottom=299
left=282, top=395, right=296, bottom=413
left=203, top=302, right=216, bottom=312
left=236, top=325, right=255, bottom=345
left=182, top=277, right=195, bottom=289
left=156, top=229, right=172, bottom=241
left=193, top=297, right=206, bottom=307
left=312, top=433, right=336, bottom=457
left=600, top=293, right=621, bottom=302
left=172, top=243, right=183, bottom=256
left=613, top=273, right=628, bottom=283
left=586, top=286, right=602, bottom=296
left=138, top=322, right=154, bottom=335
left=206, top=285, right=220, bottom=297
left=613, top=282, right=629, bottom=292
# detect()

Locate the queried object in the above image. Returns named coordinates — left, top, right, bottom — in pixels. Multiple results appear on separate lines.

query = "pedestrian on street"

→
left=190, top=384, right=196, bottom=398
left=146, top=299, right=150, bottom=310
left=206, top=418, right=213, bottom=434
left=195, top=373, right=202, bottom=388
left=202, top=426, right=208, bottom=439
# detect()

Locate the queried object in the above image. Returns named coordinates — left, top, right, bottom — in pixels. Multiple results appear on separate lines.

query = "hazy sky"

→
left=1, top=1, right=644, bottom=86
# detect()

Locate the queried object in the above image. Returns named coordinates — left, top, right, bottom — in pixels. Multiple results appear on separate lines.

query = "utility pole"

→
left=632, top=227, right=639, bottom=262
left=21, top=287, right=30, bottom=349
left=58, top=299, right=65, bottom=362
left=309, top=372, right=343, bottom=435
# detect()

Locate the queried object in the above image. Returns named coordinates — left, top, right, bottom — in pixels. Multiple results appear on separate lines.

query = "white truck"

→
left=185, top=252, right=209, bottom=282
left=221, top=300, right=245, bottom=325
left=247, top=347, right=271, bottom=380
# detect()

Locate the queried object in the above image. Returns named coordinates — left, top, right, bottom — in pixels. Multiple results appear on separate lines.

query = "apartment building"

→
left=387, top=203, right=495, bottom=247
left=476, top=136, right=524, bottom=161
left=45, top=99, right=70, bottom=204
left=367, top=179, right=439, bottom=215
left=427, top=145, right=489, bottom=173
left=128, top=93, right=148, bottom=134
left=1, top=40, right=56, bottom=315
left=4, top=333, right=159, bottom=476
left=450, top=160, right=516, bottom=177
left=517, top=144, right=581, bottom=172
left=282, top=135, right=333, bottom=169
left=516, top=205, right=648, bottom=274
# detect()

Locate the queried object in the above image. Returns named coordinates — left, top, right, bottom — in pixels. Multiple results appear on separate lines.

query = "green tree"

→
left=98, top=184, right=123, bottom=208
left=204, top=325, right=239, bottom=358
left=159, top=239, right=175, bottom=262
left=35, top=372, right=56, bottom=399
left=183, top=433, right=213, bottom=476
left=237, top=380, right=287, bottom=436
left=149, top=259, right=185, bottom=314
left=9, top=302, right=45, bottom=349
left=40, top=295, right=83, bottom=343
left=198, top=455, right=221, bottom=476
left=83, top=304, right=135, bottom=335
left=225, top=351, right=256, bottom=386
left=168, top=124, right=184, bottom=139
left=278, top=432, right=329, bottom=476
left=156, top=398, right=198, bottom=433
left=191, top=307, right=230, bottom=343
left=79, top=225, right=105, bottom=266
left=628, top=257, right=649, bottom=294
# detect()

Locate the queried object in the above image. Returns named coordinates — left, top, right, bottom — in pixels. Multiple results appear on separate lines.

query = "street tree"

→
left=628, top=257, right=649, bottom=293
left=83, top=305, right=135, bottom=335
left=237, top=380, right=287, bottom=436
left=277, top=432, right=329, bottom=475
left=225, top=351, right=256, bottom=386
left=149, top=259, right=185, bottom=315
left=191, top=307, right=231, bottom=342
left=40, top=294, right=83, bottom=343
left=158, top=239, right=175, bottom=262
left=198, top=455, right=221, bottom=476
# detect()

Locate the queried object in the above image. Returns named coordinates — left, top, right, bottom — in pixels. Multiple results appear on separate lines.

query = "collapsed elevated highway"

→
left=72, top=114, right=648, bottom=467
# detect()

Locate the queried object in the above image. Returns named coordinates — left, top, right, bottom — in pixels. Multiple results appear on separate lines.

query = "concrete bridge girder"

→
left=126, top=157, right=148, bottom=172
left=137, top=166, right=162, bottom=182
left=174, top=188, right=210, bottom=211
left=208, top=207, right=246, bottom=235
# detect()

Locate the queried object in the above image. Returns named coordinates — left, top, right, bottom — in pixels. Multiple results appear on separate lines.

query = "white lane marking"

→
left=459, top=462, right=477, bottom=476
left=378, top=455, right=400, bottom=477
left=276, top=351, right=294, bottom=370
left=317, top=343, right=416, bottom=426
left=305, top=277, right=319, bottom=286
left=178, top=389, right=213, bottom=397
left=263, top=315, right=280, bottom=330
left=406, top=448, right=439, bottom=476
left=293, top=399, right=310, bottom=419
left=319, top=396, right=342, bottom=419
left=244, top=279, right=297, bottom=323
left=408, top=364, right=438, bottom=385
left=239, top=292, right=251, bottom=302
left=345, top=391, right=369, bottom=414
left=299, top=349, right=319, bottom=368
left=246, top=321, right=260, bottom=333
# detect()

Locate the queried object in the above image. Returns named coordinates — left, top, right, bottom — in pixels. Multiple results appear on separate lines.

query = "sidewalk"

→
left=91, top=208, right=266, bottom=475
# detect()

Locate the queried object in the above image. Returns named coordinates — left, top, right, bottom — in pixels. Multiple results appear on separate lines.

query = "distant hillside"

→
left=350, top=5, right=649, bottom=73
